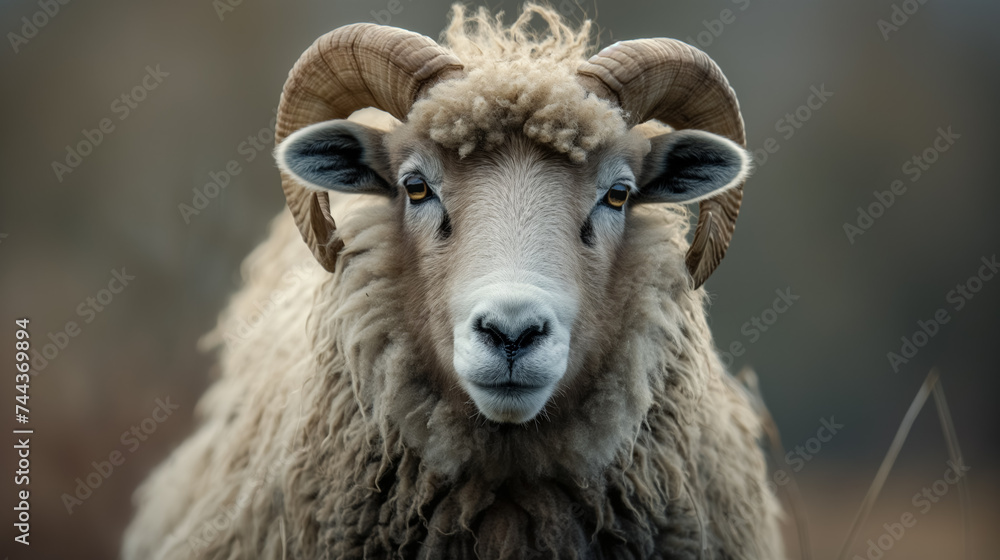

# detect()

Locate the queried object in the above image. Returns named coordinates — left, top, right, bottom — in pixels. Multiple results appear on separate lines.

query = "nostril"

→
left=473, top=316, right=547, bottom=353
left=474, top=317, right=508, bottom=349
left=514, top=323, right=545, bottom=349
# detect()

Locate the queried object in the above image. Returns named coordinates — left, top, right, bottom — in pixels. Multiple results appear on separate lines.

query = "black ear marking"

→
left=637, top=129, right=751, bottom=204
left=276, top=120, right=394, bottom=196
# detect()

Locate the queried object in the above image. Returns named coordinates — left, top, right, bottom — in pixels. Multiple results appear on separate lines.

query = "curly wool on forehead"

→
left=406, top=4, right=626, bottom=163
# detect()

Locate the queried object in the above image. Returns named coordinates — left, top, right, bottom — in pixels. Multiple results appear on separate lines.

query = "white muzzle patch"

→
left=452, top=282, right=575, bottom=423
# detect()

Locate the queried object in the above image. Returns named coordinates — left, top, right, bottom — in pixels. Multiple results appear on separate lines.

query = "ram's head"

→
left=275, top=9, right=749, bottom=424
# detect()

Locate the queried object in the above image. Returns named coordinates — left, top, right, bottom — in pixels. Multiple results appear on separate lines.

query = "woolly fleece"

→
left=121, top=5, right=784, bottom=559
left=409, top=5, right=626, bottom=162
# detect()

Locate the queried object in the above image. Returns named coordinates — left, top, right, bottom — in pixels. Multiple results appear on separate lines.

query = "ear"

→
left=275, top=119, right=394, bottom=196
left=636, top=129, right=751, bottom=204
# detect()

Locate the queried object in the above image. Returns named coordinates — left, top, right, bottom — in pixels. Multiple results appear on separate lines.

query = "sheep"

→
left=122, top=4, right=784, bottom=559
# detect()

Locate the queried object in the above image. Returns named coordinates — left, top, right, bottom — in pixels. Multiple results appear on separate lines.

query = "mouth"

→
left=464, top=379, right=555, bottom=423
left=471, top=380, right=546, bottom=391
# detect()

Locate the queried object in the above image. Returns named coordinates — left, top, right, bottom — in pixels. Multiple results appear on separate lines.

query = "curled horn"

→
left=275, top=23, right=464, bottom=271
left=576, top=39, right=746, bottom=288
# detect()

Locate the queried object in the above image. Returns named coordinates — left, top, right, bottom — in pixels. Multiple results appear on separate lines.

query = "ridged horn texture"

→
left=275, top=23, right=464, bottom=271
left=576, top=39, right=746, bottom=288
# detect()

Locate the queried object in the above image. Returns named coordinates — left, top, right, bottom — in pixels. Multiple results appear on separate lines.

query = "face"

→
left=276, top=117, right=749, bottom=424
left=386, top=132, right=646, bottom=423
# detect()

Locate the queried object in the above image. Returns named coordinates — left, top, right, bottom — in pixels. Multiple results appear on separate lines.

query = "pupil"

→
left=609, top=186, right=627, bottom=204
left=406, top=178, right=426, bottom=196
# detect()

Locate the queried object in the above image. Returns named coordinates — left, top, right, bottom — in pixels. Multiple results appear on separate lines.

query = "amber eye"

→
left=605, top=184, right=630, bottom=209
left=404, top=175, right=431, bottom=202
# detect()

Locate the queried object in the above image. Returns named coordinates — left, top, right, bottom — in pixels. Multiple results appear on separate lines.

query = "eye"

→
left=404, top=175, right=433, bottom=203
left=604, top=184, right=630, bottom=209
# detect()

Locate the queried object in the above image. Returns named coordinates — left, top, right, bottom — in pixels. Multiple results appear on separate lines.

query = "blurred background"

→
left=1, top=0, right=998, bottom=558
